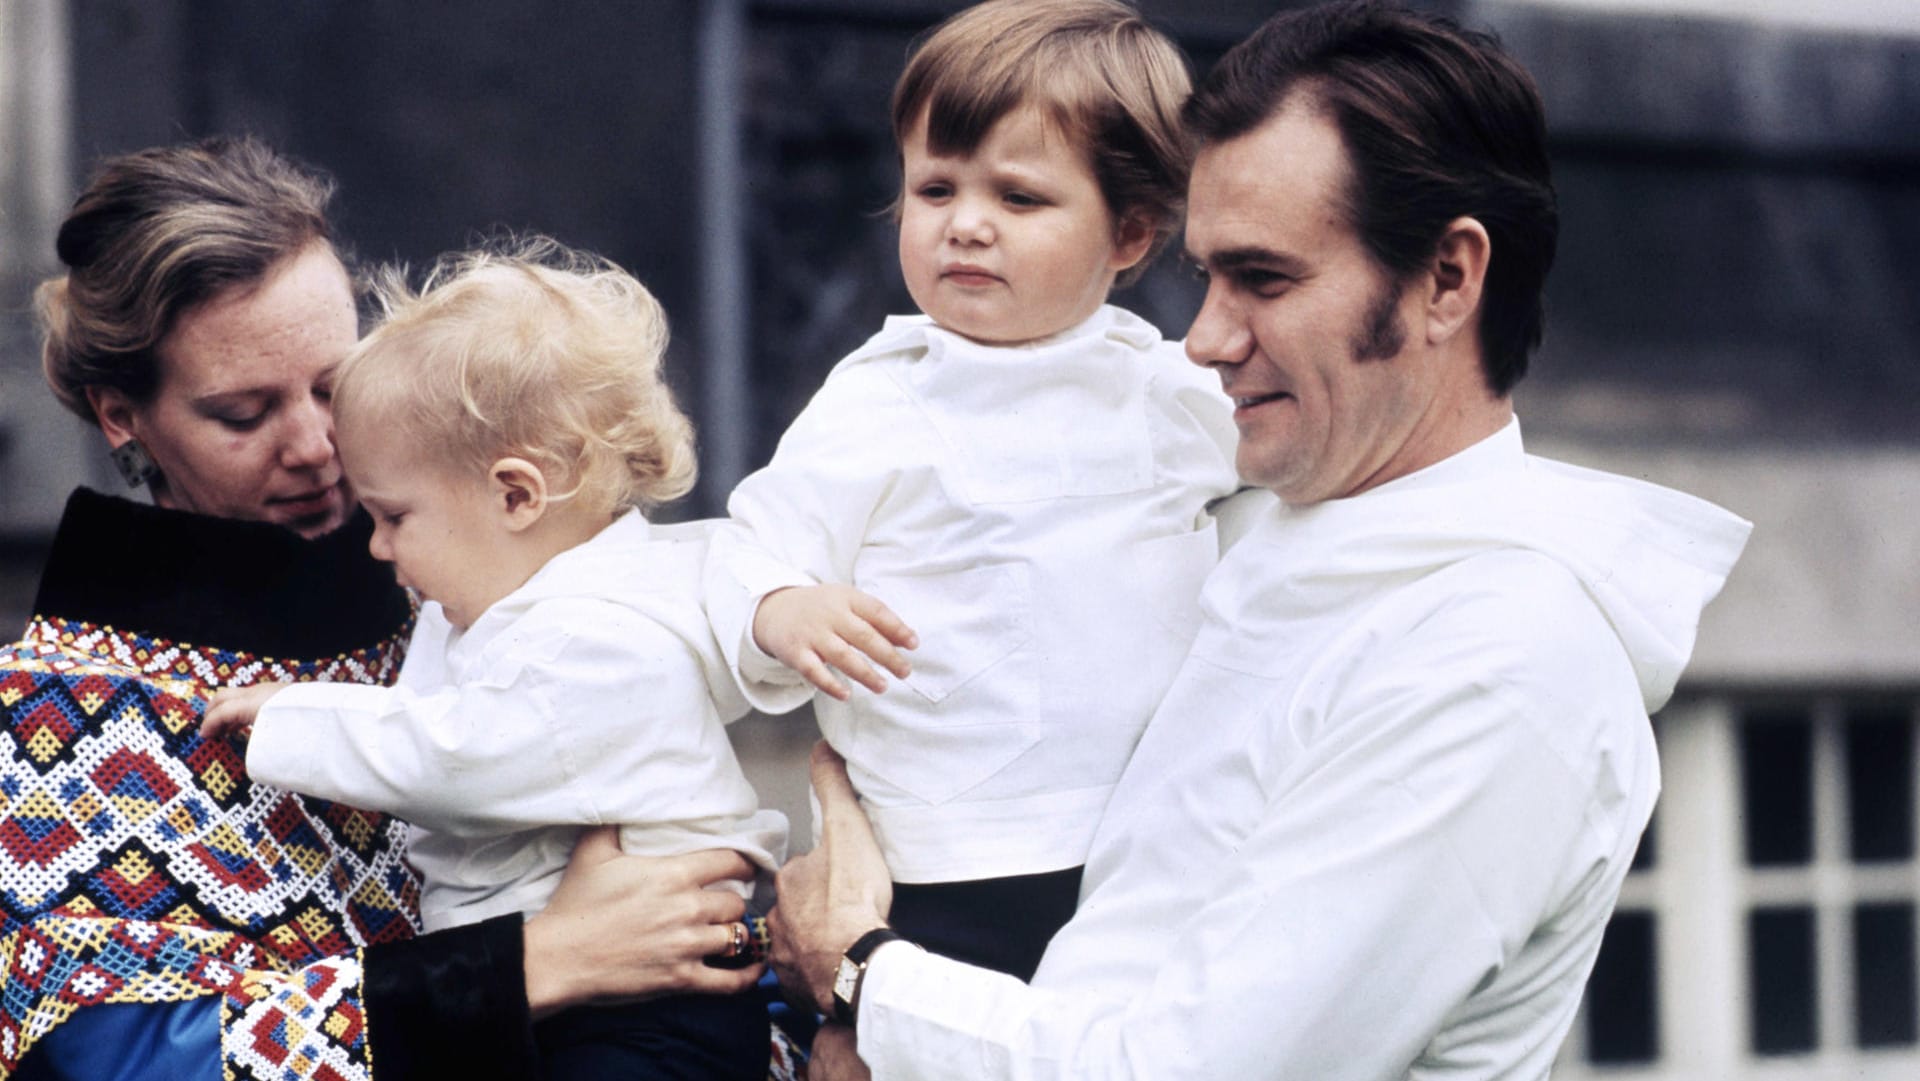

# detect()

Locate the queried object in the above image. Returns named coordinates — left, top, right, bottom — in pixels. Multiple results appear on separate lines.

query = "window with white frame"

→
left=1556, top=694, right=1920, bottom=1081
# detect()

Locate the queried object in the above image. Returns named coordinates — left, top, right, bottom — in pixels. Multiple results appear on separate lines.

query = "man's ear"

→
left=85, top=385, right=143, bottom=448
left=1424, top=216, right=1491, bottom=347
left=1109, top=210, right=1157, bottom=275
left=490, top=457, right=549, bottom=531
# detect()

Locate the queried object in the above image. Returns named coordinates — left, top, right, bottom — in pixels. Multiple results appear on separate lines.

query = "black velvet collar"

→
left=31, top=488, right=412, bottom=660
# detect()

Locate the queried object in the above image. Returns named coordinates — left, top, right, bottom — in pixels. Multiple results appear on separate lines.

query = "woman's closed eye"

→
left=196, top=392, right=274, bottom=433
left=212, top=410, right=268, bottom=433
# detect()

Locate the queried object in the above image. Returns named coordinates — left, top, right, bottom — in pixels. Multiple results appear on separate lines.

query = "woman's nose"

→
left=280, top=395, right=337, bottom=471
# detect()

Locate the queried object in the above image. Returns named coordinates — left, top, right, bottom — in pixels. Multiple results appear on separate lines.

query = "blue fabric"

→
left=13, top=999, right=219, bottom=1081
left=760, top=967, right=820, bottom=1055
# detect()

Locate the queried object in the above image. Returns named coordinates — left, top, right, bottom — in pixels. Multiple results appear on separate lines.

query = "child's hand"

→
left=199, top=682, right=287, bottom=742
left=752, top=585, right=918, bottom=701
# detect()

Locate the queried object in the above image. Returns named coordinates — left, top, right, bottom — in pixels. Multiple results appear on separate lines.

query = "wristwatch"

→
left=831, top=927, right=905, bottom=1026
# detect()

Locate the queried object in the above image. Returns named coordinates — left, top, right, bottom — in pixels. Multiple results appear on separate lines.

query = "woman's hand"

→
left=767, top=742, right=894, bottom=1013
left=199, top=682, right=286, bottom=741
left=753, top=584, right=917, bottom=700
left=523, top=826, right=762, bottom=1019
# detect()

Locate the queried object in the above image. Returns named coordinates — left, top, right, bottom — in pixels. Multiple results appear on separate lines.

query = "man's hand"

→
left=767, top=742, right=894, bottom=1012
left=199, top=682, right=286, bottom=741
left=753, top=585, right=918, bottom=701
left=809, top=1024, right=872, bottom=1081
left=524, top=827, right=762, bottom=1019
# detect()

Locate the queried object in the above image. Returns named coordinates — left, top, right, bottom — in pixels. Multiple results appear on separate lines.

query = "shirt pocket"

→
left=847, top=562, right=1040, bottom=803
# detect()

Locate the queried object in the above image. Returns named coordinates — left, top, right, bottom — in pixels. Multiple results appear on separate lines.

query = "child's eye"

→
left=381, top=511, right=406, bottom=527
left=916, top=183, right=952, bottom=201
left=1003, top=191, right=1044, bottom=208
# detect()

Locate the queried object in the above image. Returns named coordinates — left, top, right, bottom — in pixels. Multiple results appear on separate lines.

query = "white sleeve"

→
left=247, top=601, right=764, bottom=839
left=1154, top=342, right=1241, bottom=502
left=705, top=366, right=912, bottom=712
left=856, top=582, right=1642, bottom=1081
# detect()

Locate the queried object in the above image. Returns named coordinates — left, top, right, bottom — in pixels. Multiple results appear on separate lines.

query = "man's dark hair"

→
left=1184, top=1, right=1557, bottom=395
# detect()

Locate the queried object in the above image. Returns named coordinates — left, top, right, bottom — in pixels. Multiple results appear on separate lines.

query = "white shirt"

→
left=709, top=306, right=1239, bottom=882
left=856, top=421, right=1752, bottom=1080
left=248, top=512, right=787, bottom=932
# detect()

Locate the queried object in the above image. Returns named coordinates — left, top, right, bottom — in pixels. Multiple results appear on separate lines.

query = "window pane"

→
left=1751, top=906, right=1819, bottom=1054
left=1740, top=709, right=1813, bottom=866
left=1587, top=910, right=1660, bottom=1064
left=1846, top=707, right=1914, bottom=862
left=1855, top=902, right=1918, bottom=1048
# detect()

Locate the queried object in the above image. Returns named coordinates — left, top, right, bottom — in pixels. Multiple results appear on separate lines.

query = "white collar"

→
left=1361, top=414, right=1523, bottom=500
left=840, top=304, right=1161, bottom=369
left=445, top=510, right=652, bottom=650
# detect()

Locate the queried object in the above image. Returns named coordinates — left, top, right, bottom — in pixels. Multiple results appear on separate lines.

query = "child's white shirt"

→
left=708, top=305, right=1238, bottom=882
left=248, top=511, right=787, bottom=932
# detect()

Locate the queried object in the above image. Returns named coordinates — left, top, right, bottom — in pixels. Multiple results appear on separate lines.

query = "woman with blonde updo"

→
left=205, top=237, right=787, bottom=1081
left=4, top=139, right=771, bottom=1081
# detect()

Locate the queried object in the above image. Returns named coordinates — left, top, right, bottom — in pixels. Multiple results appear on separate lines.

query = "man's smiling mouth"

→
left=1234, top=392, right=1291, bottom=409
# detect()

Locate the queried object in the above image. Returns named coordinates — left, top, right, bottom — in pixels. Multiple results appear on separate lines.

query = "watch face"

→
left=833, top=956, right=861, bottom=1010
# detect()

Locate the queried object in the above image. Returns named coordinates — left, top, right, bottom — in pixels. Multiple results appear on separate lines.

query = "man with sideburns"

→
left=771, top=4, right=1751, bottom=1078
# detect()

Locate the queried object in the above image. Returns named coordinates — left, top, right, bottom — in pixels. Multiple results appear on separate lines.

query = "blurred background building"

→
left=1, top=1, right=1915, bottom=1077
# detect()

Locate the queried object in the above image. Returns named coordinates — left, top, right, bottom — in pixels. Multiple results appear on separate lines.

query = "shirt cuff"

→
left=244, top=681, right=388, bottom=792
left=857, top=940, right=1037, bottom=1081
left=738, top=595, right=798, bottom=682
left=731, top=591, right=813, bottom=715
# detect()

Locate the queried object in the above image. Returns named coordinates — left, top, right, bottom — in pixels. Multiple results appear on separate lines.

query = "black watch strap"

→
left=833, top=927, right=905, bottom=1026
left=847, top=927, right=904, bottom=966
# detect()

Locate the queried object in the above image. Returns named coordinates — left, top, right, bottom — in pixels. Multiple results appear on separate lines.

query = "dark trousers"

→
left=886, top=865, right=1084, bottom=981
left=535, top=989, right=769, bottom=1081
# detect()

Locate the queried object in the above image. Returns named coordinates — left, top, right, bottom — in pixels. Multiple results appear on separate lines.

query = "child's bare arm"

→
left=752, top=584, right=918, bottom=701
left=199, top=682, right=288, bottom=740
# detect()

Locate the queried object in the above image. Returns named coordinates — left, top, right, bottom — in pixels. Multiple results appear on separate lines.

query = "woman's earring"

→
left=109, top=439, right=160, bottom=488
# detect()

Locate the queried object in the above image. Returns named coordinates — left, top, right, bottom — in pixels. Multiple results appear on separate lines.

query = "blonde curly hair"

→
left=336, top=235, right=696, bottom=516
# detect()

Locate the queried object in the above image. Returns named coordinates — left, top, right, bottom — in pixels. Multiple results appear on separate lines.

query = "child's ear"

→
left=489, top=457, right=549, bottom=531
left=1109, top=210, right=1157, bottom=275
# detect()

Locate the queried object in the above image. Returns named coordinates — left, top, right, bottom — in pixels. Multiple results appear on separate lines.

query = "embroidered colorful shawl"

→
left=1, top=491, right=418, bottom=1079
